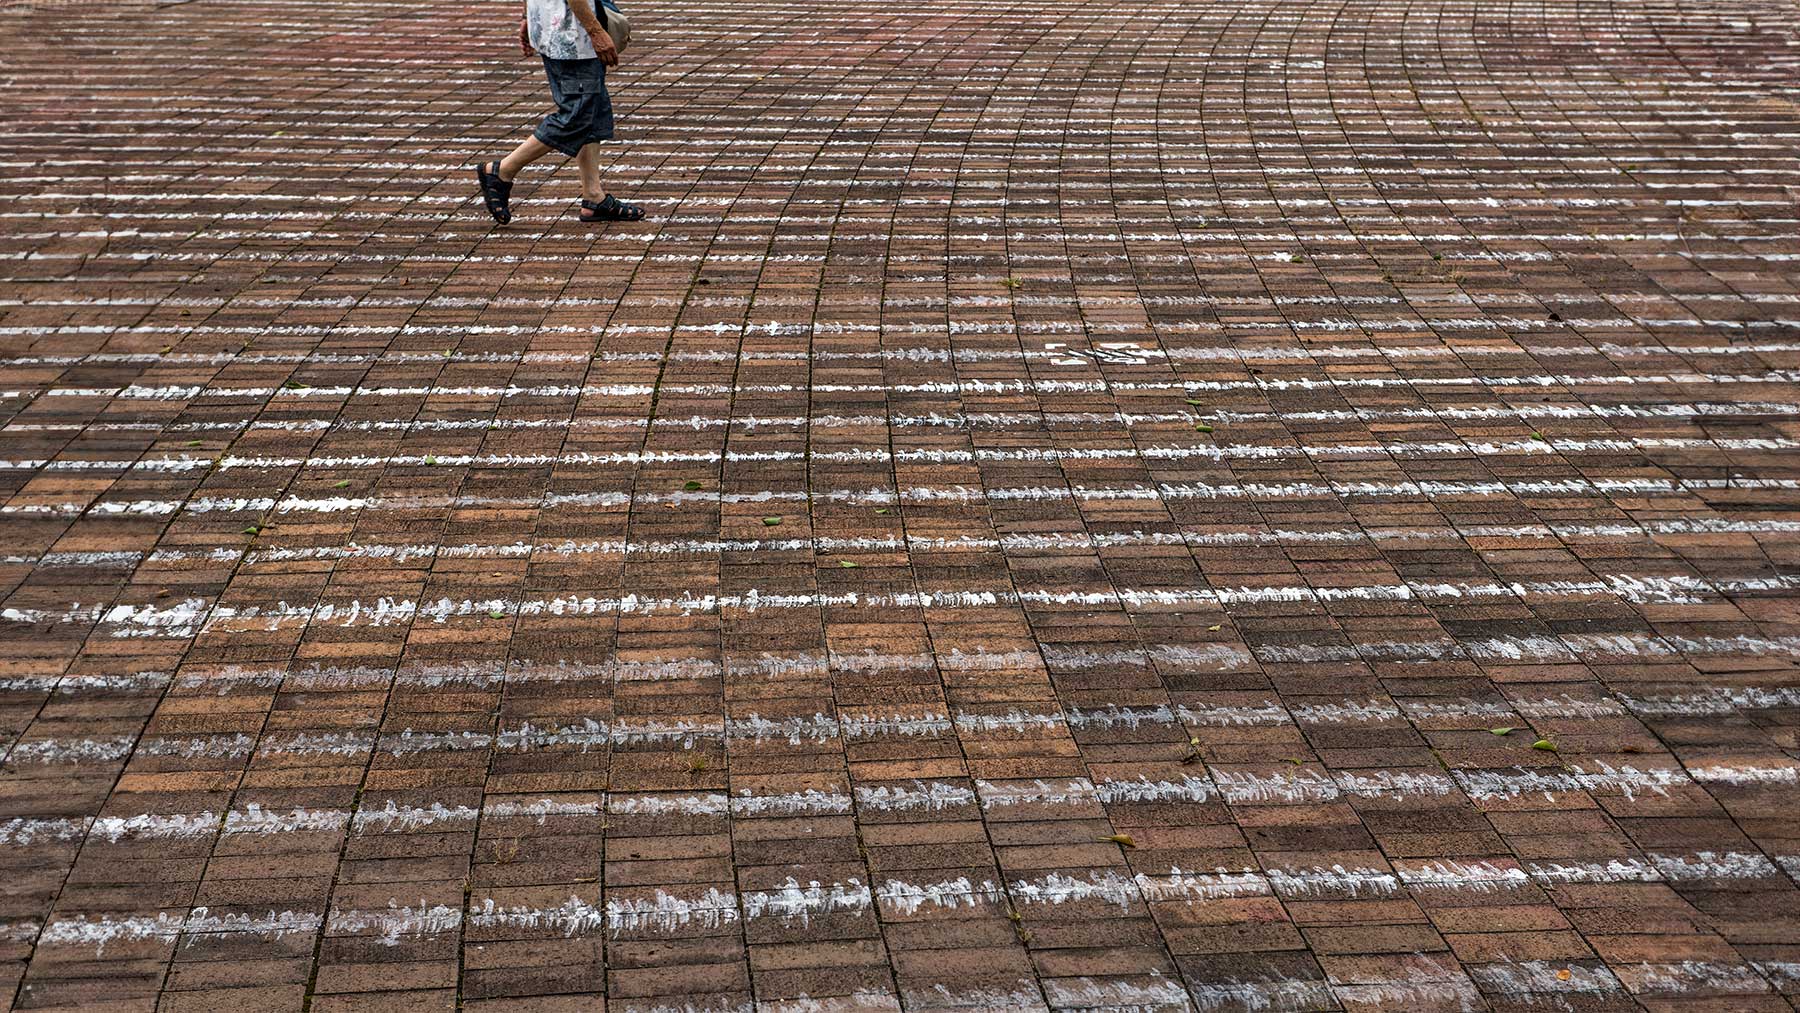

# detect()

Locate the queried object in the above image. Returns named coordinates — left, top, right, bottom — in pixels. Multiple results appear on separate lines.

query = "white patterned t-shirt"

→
left=526, top=0, right=598, bottom=61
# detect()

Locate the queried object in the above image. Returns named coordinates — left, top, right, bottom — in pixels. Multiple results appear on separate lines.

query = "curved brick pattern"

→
left=2, top=0, right=1798, bottom=1009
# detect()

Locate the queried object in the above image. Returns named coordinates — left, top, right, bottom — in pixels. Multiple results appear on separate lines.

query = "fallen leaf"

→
left=424, top=455, right=438, bottom=465
left=1489, top=727, right=1514, bottom=736
left=1195, top=423, right=1214, bottom=433
left=333, top=480, right=351, bottom=489
left=1184, top=398, right=1203, bottom=406
left=184, top=440, right=203, bottom=447
left=488, top=610, right=506, bottom=619
left=1531, top=433, right=1547, bottom=441
left=242, top=525, right=261, bottom=535
left=1532, top=739, right=1557, bottom=751
left=838, top=560, right=859, bottom=568
left=1555, top=969, right=1572, bottom=982
left=1207, top=624, right=1222, bottom=631
left=874, top=507, right=891, bottom=515
left=683, top=480, right=703, bottom=491
left=1099, top=833, right=1137, bottom=849
left=762, top=516, right=782, bottom=526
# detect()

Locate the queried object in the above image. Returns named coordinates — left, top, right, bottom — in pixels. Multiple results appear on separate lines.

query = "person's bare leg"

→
left=572, top=144, right=643, bottom=221
left=499, top=136, right=555, bottom=181
left=576, top=144, right=605, bottom=202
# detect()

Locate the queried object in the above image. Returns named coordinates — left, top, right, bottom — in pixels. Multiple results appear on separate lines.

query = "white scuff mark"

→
left=731, top=789, right=853, bottom=817
left=1397, top=860, right=1534, bottom=894
left=975, top=778, right=1100, bottom=809
left=1187, top=977, right=1335, bottom=1011
left=39, top=907, right=322, bottom=955
left=1623, top=960, right=1774, bottom=996
left=1265, top=865, right=1401, bottom=898
left=1210, top=769, right=1341, bottom=804
left=1454, top=764, right=1693, bottom=801
left=327, top=902, right=463, bottom=945
left=606, top=887, right=740, bottom=934
left=1136, top=868, right=1272, bottom=902
left=219, top=805, right=346, bottom=836
left=467, top=896, right=604, bottom=937
left=349, top=801, right=481, bottom=834
left=608, top=793, right=730, bottom=817
left=1095, top=776, right=1219, bottom=805
left=1007, top=870, right=1141, bottom=910
left=739, top=879, right=872, bottom=927
left=0, top=816, right=92, bottom=846
left=1041, top=976, right=1193, bottom=1010
left=873, top=876, right=1002, bottom=917
left=854, top=781, right=976, bottom=813
left=1466, top=959, right=1622, bottom=997
left=1687, top=763, right=1800, bottom=786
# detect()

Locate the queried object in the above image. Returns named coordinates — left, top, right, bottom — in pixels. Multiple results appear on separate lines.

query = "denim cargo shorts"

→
left=534, top=56, right=614, bottom=155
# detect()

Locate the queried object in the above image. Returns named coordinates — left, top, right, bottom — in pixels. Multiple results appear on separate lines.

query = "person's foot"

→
left=476, top=161, right=513, bottom=224
left=578, top=194, right=647, bottom=223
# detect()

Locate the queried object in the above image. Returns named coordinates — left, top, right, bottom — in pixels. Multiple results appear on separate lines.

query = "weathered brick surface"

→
left=1, top=0, right=1798, bottom=1008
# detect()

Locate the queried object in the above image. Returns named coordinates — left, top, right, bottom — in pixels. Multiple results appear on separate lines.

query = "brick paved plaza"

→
left=3, top=0, right=1800, bottom=1008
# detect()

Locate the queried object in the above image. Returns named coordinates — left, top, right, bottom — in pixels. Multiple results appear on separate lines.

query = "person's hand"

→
left=588, top=25, right=618, bottom=66
left=519, top=17, right=533, bottom=55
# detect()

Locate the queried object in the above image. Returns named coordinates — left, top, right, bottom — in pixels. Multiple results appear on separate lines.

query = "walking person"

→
left=475, top=0, right=646, bottom=224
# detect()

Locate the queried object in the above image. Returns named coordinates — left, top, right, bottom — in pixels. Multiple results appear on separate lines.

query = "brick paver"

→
left=2, top=0, right=1799, bottom=1008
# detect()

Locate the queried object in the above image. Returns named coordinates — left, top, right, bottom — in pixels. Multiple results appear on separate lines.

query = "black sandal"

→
left=475, top=160, right=513, bottom=224
left=579, top=194, right=646, bottom=223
